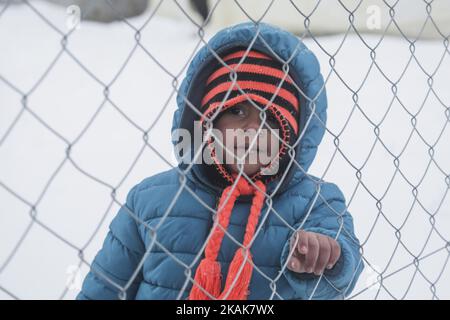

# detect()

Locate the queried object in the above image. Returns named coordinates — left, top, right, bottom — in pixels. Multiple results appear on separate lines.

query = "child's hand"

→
left=287, top=230, right=341, bottom=275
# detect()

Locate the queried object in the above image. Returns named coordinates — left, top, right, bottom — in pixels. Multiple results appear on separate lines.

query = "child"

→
left=76, top=22, right=364, bottom=300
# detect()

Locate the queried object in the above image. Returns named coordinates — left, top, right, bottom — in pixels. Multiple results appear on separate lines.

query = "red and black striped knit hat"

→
left=199, top=48, right=300, bottom=185
left=189, top=48, right=300, bottom=300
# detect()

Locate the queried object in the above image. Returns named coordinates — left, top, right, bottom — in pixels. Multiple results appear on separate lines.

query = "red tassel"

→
left=189, top=258, right=222, bottom=300
left=188, top=177, right=266, bottom=300
left=218, top=248, right=254, bottom=300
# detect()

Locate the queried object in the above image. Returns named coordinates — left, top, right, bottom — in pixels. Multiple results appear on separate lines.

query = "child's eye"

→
left=264, top=114, right=279, bottom=129
left=228, top=105, right=245, bottom=117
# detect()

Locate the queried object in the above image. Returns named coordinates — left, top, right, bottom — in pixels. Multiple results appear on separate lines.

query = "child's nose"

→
left=244, top=110, right=262, bottom=132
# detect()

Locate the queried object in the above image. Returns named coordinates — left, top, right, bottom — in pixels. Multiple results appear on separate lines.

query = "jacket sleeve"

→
left=76, top=184, right=146, bottom=300
left=279, top=182, right=364, bottom=300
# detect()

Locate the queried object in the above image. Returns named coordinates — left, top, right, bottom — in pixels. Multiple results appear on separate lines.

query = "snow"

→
left=0, top=0, right=449, bottom=300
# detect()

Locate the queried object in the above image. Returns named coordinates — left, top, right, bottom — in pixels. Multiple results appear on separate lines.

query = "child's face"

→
left=214, top=102, right=280, bottom=176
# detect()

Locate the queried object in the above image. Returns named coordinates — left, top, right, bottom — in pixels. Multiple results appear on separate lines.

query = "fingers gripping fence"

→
left=1, top=0, right=450, bottom=300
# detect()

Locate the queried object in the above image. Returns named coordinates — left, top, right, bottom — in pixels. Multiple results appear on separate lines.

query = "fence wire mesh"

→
left=1, top=0, right=450, bottom=300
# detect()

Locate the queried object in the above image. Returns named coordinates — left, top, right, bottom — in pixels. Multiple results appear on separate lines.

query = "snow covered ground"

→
left=1, top=1, right=449, bottom=299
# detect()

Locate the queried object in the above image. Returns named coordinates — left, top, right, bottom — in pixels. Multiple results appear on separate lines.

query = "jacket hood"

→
left=171, top=22, right=328, bottom=197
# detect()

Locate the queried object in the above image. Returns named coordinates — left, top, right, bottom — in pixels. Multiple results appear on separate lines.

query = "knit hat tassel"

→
left=189, top=177, right=266, bottom=300
left=218, top=248, right=253, bottom=300
left=188, top=258, right=222, bottom=299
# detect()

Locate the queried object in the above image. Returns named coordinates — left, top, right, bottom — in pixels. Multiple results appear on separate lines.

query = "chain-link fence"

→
left=1, top=0, right=449, bottom=300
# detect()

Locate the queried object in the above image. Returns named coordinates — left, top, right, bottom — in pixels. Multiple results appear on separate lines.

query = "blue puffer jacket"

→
left=77, top=22, right=364, bottom=300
